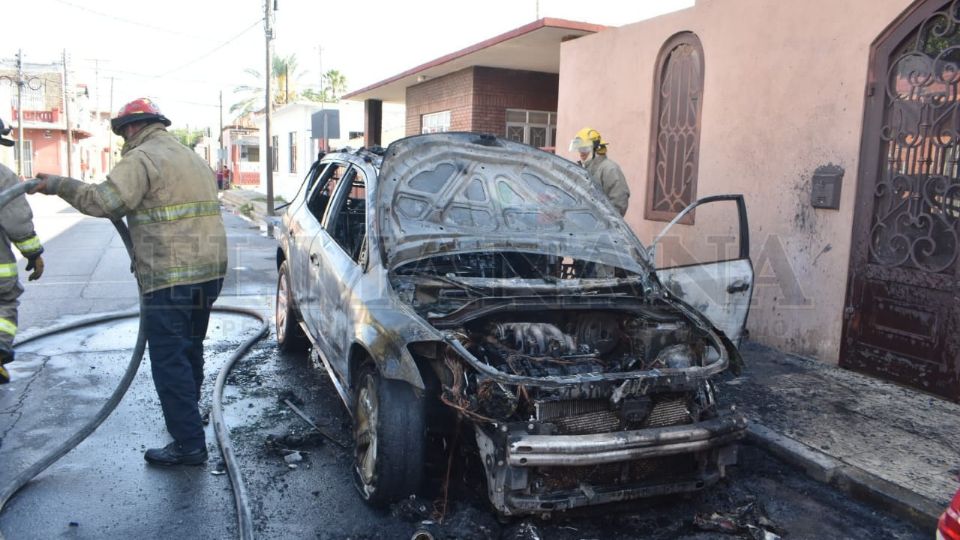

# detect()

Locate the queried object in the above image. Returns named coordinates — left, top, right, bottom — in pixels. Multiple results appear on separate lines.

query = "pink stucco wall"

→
left=557, top=0, right=915, bottom=362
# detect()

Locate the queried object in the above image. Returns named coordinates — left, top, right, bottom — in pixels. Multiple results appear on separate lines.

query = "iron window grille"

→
left=645, top=32, right=705, bottom=223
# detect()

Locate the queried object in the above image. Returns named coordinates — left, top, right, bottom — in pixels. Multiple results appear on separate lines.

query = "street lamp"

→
left=0, top=49, right=44, bottom=177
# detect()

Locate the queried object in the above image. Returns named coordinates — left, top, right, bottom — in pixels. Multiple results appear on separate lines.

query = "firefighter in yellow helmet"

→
left=569, top=128, right=630, bottom=216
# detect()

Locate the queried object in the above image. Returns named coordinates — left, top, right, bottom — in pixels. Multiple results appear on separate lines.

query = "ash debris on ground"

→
left=211, top=340, right=927, bottom=540
left=693, top=499, right=782, bottom=539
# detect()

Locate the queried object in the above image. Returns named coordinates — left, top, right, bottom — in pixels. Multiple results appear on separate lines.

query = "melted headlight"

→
left=655, top=343, right=700, bottom=369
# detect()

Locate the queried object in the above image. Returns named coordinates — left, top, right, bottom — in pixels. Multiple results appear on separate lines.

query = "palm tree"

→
left=230, top=53, right=302, bottom=115
left=300, top=70, right=348, bottom=104
left=323, top=69, right=347, bottom=102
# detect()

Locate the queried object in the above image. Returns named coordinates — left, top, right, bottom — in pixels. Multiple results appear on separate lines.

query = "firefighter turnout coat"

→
left=0, top=163, right=43, bottom=345
left=583, top=154, right=630, bottom=216
left=54, top=123, right=226, bottom=293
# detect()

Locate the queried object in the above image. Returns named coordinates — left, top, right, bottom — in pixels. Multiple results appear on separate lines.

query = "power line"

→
left=97, top=66, right=248, bottom=88
left=158, top=98, right=220, bottom=108
left=159, top=19, right=263, bottom=78
left=48, top=0, right=215, bottom=42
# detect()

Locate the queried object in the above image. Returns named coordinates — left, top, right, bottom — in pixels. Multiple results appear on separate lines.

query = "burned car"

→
left=275, top=133, right=753, bottom=516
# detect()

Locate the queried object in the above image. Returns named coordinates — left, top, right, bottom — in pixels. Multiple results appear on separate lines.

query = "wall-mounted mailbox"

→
left=811, top=164, right=844, bottom=209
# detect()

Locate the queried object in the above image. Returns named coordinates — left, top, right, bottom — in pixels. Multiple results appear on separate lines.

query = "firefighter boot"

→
left=0, top=343, right=13, bottom=384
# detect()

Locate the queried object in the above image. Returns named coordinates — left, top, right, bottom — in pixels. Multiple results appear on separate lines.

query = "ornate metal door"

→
left=842, top=0, right=960, bottom=400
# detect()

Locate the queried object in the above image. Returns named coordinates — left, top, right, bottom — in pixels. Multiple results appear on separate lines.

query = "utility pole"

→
left=90, top=58, right=100, bottom=112
left=316, top=44, right=326, bottom=153
left=0, top=50, right=43, bottom=176
left=108, top=76, right=115, bottom=169
left=62, top=49, right=73, bottom=178
left=14, top=50, right=25, bottom=177
left=219, top=90, right=224, bottom=176
left=264, top=0, right=276, bottom=219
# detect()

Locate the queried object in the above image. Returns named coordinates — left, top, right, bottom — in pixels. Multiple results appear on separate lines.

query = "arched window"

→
left=645, top=32, right=705, bottom=222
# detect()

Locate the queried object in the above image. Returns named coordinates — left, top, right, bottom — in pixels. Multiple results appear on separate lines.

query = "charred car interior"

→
left=275, top=133, right=754, bottom=517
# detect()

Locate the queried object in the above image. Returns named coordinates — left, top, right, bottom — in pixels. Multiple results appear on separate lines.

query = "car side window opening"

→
left=304, top=161, right=329, bottom=195
left=306, top=163, right=346, bottom=222
left=325, top=167, right=368, bottom=264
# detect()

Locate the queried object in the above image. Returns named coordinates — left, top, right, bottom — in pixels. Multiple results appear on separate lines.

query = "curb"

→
left=746, top=423, right=941, bottom=529
left=220, top=191, right=277, bottom=229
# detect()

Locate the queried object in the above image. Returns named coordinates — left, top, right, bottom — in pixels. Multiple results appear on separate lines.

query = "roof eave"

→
left=343, top=17, right=604, bottom=102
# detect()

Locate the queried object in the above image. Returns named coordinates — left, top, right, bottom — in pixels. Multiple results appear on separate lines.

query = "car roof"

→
left=320, top=146, right=384, bottom=170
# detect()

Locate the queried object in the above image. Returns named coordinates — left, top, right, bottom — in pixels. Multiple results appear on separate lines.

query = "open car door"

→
left=651, top=195, right=753, bottom=346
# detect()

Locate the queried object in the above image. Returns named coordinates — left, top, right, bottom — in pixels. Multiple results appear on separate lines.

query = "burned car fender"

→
left=349, top=302, right=446, bottom=392
left=351, top=324, right=425, bottom=391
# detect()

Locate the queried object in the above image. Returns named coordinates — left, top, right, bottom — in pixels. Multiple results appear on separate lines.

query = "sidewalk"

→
left=728, top=342, right=959, bottom=528
left=220, top=187, right=280, bottom=228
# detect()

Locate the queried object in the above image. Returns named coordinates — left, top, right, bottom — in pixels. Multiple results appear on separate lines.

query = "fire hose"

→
left=0, top=179, right=266, bottom=539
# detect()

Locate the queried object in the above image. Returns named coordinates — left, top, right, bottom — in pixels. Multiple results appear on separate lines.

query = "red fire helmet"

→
left=110, top=98, right=171, bottom=135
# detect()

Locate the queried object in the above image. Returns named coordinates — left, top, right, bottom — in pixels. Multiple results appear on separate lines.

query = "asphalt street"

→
left=0, top=197, right=931, bottom=539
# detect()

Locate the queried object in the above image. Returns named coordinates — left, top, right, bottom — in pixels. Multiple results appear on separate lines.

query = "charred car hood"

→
left=377, top=133, right=649, bottom=273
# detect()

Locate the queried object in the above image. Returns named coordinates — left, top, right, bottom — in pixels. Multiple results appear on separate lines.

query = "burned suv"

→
left=275, top=133, right=753, bottom=516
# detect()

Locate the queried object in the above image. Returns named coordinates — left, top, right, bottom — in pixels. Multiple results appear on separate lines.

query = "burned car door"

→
left=300, top=162, right=349, bottom=339
left=306, top=164, right=367, bottom=372
left=286, top=162, right=332, bottom=300
left=651, top=195, right=753, bottom=346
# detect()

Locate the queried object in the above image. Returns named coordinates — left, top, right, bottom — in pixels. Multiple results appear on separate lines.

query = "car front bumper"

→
left=476, top=410, right=747, bottom=515
left=507, top=414, right=747, bottom=467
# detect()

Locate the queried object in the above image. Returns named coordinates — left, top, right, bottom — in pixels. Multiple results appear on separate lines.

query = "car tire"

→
left=353, top=362, right=426, bottom=506
left=276, top=260, right=308, bottom=352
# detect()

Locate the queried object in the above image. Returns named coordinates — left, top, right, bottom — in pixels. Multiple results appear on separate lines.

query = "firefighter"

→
left=569, top=127, right=630, bottom=216
left=30, top=98, right=227, bottom=466
left=0, top=119, right=44, bottom=383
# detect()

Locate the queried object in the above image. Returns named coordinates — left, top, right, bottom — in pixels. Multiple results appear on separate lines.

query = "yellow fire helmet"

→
left=569, top=127, right=608, bottom=155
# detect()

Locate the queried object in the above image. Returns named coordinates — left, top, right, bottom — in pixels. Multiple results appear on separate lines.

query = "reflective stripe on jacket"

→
left=57, top=123, right=227, bottom=293
left=0, top=163, right=43, bottom=278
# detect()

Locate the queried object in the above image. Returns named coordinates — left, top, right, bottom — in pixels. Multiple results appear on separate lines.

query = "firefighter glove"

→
left=25, top=255, right=43, bottom=281
left=29, top=173, right=64, bottom=195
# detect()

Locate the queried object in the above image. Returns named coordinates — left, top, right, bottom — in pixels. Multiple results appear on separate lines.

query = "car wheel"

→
left=353, top=362, right=425, bottom=505
left=276, top=260, right=307, bottom=352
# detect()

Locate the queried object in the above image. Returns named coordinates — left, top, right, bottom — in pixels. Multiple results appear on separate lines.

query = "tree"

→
left=300, top=70, right=349, bottom=104
left=323, top=69, right=347, bottom=102
left=171, top=128, right=205, bottom=149
left=301, top=88, right=328, bottom=103
left=230, top=53, right=303, bottom=115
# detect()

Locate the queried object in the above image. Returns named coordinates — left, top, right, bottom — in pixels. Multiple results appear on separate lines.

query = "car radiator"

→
left=535, top=394, right=693, bottom=435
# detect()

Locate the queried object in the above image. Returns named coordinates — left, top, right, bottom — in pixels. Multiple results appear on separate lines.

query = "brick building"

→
left=344, top=18, right=603, bottom=151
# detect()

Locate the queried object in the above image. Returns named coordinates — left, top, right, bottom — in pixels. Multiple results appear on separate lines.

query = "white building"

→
left=253, top=100, right=404, bottom=201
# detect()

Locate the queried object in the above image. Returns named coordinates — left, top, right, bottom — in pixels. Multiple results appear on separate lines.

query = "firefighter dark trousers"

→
left=0, top=277, right=23, bottom=358
left=143, top=278, right=223, bottom=452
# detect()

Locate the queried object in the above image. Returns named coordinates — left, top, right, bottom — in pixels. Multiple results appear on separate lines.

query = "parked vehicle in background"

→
left=274, top=132, right=754, bottom=516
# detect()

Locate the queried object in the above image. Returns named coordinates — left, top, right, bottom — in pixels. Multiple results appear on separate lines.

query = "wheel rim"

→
left=276, top=271, right=289, bottom=342
left=355, top=374, right=379, bottom=492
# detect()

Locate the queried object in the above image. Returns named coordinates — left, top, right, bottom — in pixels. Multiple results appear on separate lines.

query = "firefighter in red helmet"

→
left=0, top=118, right=44, bottom=384
left=30, top=98, right=226, bottom=466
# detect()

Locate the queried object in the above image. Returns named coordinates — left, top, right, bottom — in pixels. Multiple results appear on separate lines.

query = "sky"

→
left=6, top=0, right=694, bottom=130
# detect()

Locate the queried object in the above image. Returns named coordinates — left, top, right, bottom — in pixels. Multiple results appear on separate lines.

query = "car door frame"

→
left=283, top=160, right=331, bottom=311
left=310, top=162, right=372, bottom=377
left=650, top=194, right=754, bottom=346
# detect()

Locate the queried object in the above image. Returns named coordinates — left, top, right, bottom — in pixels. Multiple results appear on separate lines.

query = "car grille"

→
left=641, top=394, right=692, bottom=428
left=535, top=394, right=693, bottom=435
left=551, top=410, right=622, bottom=435
left=534, top=454, right=698, bottom=493
left=535, top=399, right=609, bottom=421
